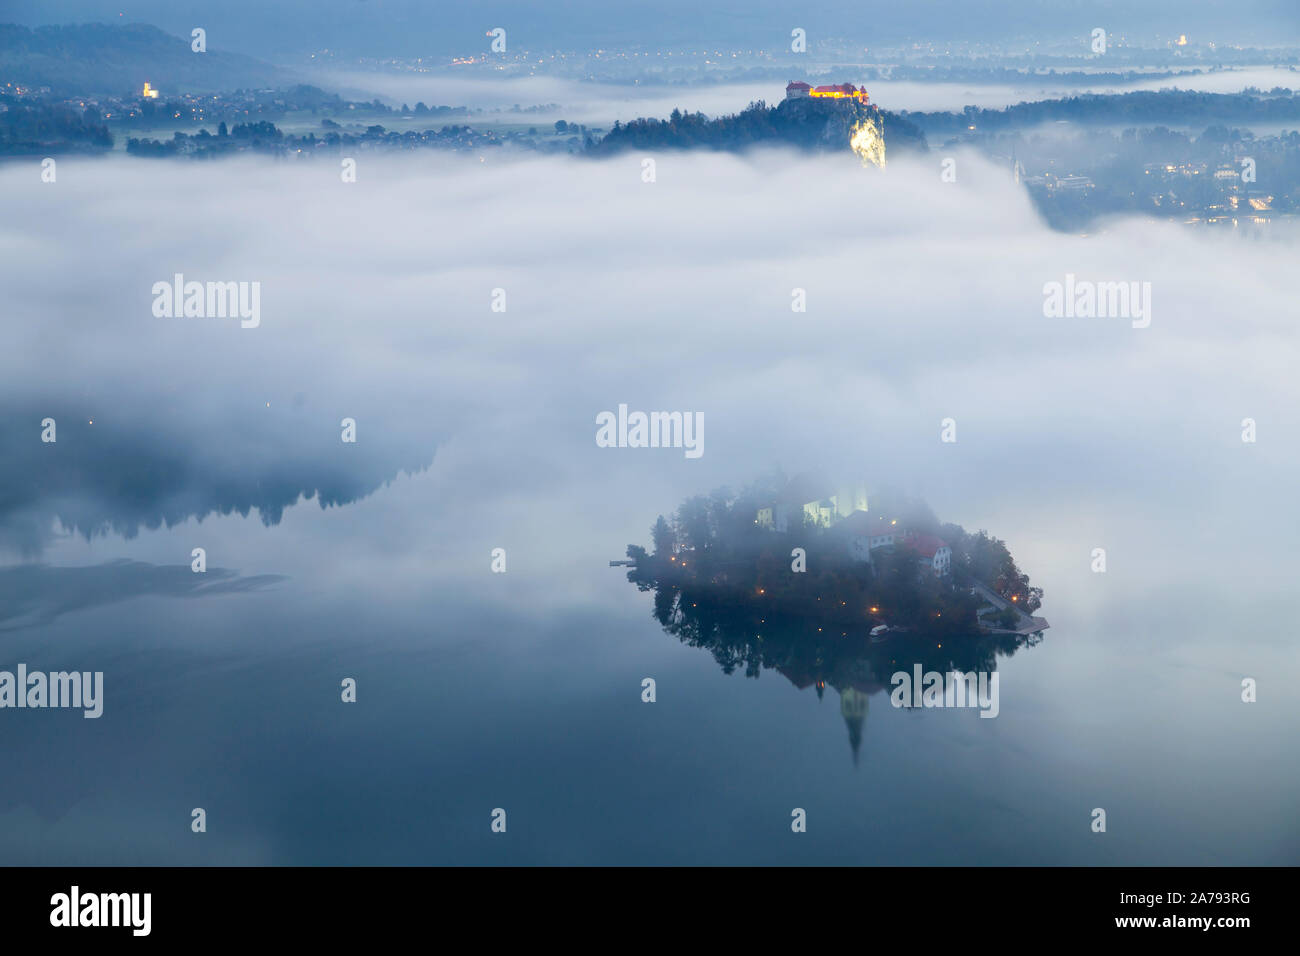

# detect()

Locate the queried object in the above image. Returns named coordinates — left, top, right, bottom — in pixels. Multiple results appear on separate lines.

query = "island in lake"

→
left=617, top=472, right=1049, bottom=761
left=619, top=471, right=1047, bottom=640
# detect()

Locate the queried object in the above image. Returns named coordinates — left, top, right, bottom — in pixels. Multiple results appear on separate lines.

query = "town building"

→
left=840, top=512, right=904, bottom=563
left=906, top=534, right=952, bottom=574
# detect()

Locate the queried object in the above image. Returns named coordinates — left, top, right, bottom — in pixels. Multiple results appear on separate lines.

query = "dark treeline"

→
left=125, top=121, right=502, bottom=157
left=127, top=120, right=278, bottom=156
left=0, top=100, right=112, bottom=153
left=905, top=88, right=1300, bottom=134
left=0, top=85, right=479, bottom=157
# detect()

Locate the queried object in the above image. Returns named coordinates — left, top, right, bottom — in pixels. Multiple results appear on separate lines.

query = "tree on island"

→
left=674, top=494, right=714, bottom=553
left=651, top=515, right=676, bottom=556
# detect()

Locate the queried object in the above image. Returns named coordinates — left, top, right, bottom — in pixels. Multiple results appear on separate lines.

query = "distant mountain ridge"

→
left=0, top=22, right=295, bottom=95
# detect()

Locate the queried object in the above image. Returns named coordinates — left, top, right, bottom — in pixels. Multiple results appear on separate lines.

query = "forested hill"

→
left=588, top=95, right=929, bottom=156
left=0, top=23, right=294, bottom=95
left=902, top=88, right=1300, bottom=135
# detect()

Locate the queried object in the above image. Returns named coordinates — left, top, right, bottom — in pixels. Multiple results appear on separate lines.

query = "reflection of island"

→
left=0, top=403, right=437, bottom=556
left=644, top=595, right=1041, bottom=762
left=619, top=472, right=1049, bottom=761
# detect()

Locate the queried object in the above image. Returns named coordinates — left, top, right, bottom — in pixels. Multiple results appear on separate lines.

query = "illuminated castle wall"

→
left=785, top=81, right=869, bottom=103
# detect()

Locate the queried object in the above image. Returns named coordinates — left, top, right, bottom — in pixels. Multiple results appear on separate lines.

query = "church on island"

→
left=755, top=474, right=951, bottom=574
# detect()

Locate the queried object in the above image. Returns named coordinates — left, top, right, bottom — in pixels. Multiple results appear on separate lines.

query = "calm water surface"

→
left=1, top=444, right=1294, bottom=865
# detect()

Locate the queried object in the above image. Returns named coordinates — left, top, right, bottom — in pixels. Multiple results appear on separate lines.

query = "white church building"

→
left=756, top=477, right=869, bottom=533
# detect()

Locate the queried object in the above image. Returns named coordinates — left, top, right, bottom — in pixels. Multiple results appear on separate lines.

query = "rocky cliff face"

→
left=774, top=96, right=928, bottom=157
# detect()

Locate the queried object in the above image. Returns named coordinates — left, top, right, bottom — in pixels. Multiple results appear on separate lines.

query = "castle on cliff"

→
left=785, top=81, right=870, bottom=103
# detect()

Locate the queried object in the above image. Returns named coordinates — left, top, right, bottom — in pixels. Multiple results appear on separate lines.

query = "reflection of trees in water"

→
left=0, top=408, right=436, bottom=555
left=645, top=581, right=1042, bottom=763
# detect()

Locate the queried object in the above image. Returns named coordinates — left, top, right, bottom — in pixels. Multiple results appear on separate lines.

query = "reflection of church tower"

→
left=839, top=687, right=869, bottom=765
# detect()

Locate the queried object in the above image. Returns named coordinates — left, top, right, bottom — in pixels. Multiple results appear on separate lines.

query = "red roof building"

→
left=907, top=534, right=947, bottom=558
left=904, top=535, right=953, bottom=574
